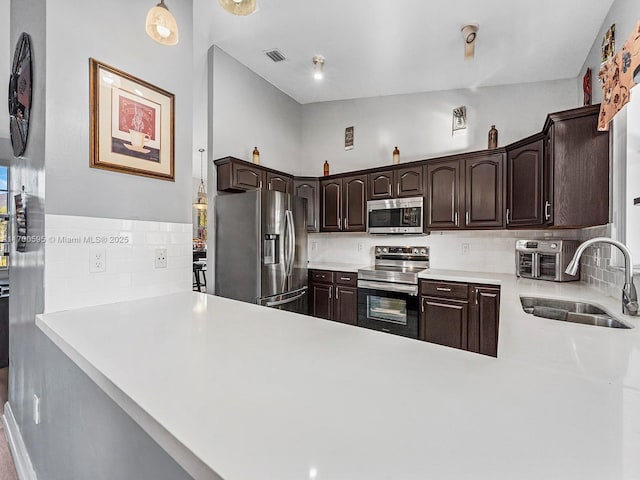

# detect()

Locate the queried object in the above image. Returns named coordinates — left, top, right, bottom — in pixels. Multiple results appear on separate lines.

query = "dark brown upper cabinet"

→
left=266, top=172, right=293, bottom=194
left=320, top=178, right=342, bottom=232
left=464, top=153, right=505, bottom=229
left=367, top=165, right=423, bottom=200
left=320, top=174, right=367, bottom=232
left=543, top=105, right=609, bottom=228
left=426, top=153, right=504, bottom=230
left=506, top=136, right=545, bottom=228
left=425, top=159, right=461, bottom=229
left=294, top=178, right=319, bottom=232
left=215, top=105, right=608, bottom=231
left=215, top=157, right=292, bottom=194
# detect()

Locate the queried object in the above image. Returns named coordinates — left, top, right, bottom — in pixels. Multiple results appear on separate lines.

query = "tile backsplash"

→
left=308, top=229, right=584, bottom=274
left=44, top=215, right=192, bottom=313
left=576, top=224, right=629, bottom=298
left=309, top=224, right=626, bottom=300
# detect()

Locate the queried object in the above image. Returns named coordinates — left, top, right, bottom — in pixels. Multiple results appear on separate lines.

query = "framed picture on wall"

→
left=89, top=58, right=175, bottom=181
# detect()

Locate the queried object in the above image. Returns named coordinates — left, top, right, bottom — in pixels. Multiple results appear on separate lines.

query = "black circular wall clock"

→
left=8, top=33, right=33, bottom=158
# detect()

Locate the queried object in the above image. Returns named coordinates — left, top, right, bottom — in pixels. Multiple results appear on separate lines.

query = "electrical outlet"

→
left=155, top=248, right=168, bottom=268
left=33, top=394, right=40, bottom=425
left=358, top=243, right=363, bottom=252
left=462, top=243, right=470, bottom=255
left=90, top=247, right=106, bottom=273
left=311, top=241, right=318, bottom=251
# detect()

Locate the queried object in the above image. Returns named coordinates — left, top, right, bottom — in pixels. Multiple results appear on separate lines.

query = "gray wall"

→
left=43, top=0, right=193, bottom=223
left=8, top=0, right=47, bottom=470
left=32, top=328, right=192, bottom=480
left=300, top=79, right=578, bottom=176
left=8, top=0, right=196, bottom=477
left=0, top=0, right=9, bottom=140
left=209, top=46, right=303, bottom=172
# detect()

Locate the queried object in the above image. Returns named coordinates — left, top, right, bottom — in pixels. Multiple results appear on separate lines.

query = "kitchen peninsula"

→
left=36, top=275, right=640, bottom=480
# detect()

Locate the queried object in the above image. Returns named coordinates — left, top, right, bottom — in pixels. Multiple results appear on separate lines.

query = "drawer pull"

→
left=340, top=277, right=351, bottom=281
left=436, top=287, right=452, bottom=292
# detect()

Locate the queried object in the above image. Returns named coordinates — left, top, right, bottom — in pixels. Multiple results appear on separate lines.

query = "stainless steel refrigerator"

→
left=215, top=189, right=308, bottom=314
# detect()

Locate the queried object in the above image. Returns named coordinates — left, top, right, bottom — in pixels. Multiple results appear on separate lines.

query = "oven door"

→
left=357, top=280, right=419, bottom=338
left=537, top=253, right=560, bottom=281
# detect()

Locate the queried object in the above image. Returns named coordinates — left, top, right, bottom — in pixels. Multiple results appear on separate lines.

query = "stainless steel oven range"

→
left=357, top=246, right=429, bottom=338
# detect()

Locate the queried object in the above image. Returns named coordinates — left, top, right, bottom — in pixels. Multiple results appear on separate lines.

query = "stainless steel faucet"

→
left=565, top=237, right=639, bottom=316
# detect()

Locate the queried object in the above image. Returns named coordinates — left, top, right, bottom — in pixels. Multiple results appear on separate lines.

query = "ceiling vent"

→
left=265, top=49, right=286, bottom=62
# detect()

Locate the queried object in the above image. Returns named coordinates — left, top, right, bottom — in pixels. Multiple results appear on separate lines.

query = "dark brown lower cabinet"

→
left=308, top=270, right=358, bottom=325
left=421, top=297, right=468, bottom=350
left=468, top=286, right=500, bottom=357
left=420, top=280, right=500, bottom=357
left=334, top=286, right=358, bottom=325
left=310, top=282, right=333, bottom=320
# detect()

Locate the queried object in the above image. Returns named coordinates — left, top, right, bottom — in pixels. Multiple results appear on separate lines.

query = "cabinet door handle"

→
left=465, top=211, right=470, bottom=225
left=475, top=288, right=479, bottom=305
left=397, top=183, right=400, bottom=197
left=336, top=287, right=340, bottom=299
left=345, top=218, right=349, bottom=230
left=454, top=212, right=459, bottom=226
left=329, top=286, right=332, bottom=299
left=268, top=183, right=272, bottom=190
left=506, top=208, right=510, bottom=225
left=388, top=185, right=392, bottom=196
left=436, top=287, right=452, bottom=292
left=259, top=180, right=263, bottom=189
left=544, top=201, right=551, bottom=221
left=421, top=297, right=425, bottom=313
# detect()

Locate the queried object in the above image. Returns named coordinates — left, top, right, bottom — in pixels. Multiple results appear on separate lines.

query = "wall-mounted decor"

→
left=8, top=33, right=33, bottom=158
left=598, top=20, right=640, bottom=131
left=14, top=188, right=27, bottom=253
left=602, top=24, right=616, bottom=64
left=89, top=58, right=175, bottom=181
left=344, top=126, right=354, bottom=150
left=583, top=68, right=592, bottom=106
left=452, top=106, right=467, bottom=133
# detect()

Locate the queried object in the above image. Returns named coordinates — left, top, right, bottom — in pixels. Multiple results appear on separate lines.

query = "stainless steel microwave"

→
left=367, top=197, right=424, bottom=234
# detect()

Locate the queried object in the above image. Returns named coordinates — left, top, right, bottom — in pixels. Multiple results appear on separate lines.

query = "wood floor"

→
left=0, top=368, right=18, bottom=480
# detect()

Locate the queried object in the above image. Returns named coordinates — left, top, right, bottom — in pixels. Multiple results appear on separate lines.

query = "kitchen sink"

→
left=519, top=296, right=633, bottom=329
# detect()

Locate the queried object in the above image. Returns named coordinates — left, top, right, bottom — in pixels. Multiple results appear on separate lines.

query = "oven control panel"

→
left=375, top=246, right=428, bottom=257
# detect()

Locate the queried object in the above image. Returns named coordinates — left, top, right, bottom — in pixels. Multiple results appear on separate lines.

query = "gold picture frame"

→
left=89, top=58, right=175, bottom=181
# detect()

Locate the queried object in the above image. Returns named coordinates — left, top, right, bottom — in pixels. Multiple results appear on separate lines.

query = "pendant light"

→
left=313, top=55, right=325, bottom=80
left=146, top=0, right=179, bottom=46
left=193, top=149, right=208, bottom=210
left=218, top=0, right=257, bottom=16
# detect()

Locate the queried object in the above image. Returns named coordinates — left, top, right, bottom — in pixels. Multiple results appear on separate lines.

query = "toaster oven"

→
left=515, top=239, right=580, bottom=282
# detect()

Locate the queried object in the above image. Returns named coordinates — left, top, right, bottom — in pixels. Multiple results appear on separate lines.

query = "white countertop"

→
left=307, top=262, right=368, bottom=273
left=36, top=273, right=640, bottom=480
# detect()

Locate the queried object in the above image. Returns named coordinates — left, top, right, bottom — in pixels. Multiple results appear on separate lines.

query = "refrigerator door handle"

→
left=259, top=286, right=308, bottom=307
left=285, top=210, right=295, bottom=277
left=288, top=210, right=296, bottom=275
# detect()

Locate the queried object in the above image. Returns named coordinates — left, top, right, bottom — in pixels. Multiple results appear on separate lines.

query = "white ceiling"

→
left=198, top=0, right=615, bottom=104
